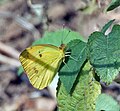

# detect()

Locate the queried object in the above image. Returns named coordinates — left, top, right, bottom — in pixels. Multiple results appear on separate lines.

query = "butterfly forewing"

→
left=19, top=44, right=65, bottom=89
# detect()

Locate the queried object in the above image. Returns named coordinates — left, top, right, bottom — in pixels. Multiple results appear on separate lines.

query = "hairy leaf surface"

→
left=57, top=62, right=101, bottom=111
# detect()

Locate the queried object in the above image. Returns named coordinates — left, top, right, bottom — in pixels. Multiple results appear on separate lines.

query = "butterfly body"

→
left=19, top=44, right=65, bottom=89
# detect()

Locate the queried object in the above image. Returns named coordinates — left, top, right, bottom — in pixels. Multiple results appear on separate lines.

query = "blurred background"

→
left=0, top=0, right=120, bottom=111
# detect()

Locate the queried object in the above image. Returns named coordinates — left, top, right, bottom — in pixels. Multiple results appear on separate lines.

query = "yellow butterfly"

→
left=19, top=44, right=65, bottom=90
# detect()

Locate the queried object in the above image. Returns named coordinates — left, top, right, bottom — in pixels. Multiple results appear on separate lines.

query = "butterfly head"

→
left=59, top=44, right=66, bottom=51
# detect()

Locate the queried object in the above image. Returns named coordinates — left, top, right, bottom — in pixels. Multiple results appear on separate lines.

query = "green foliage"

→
left=59, top=39, right=87, bottom=93
left=101, top=19, right=115, bottom=34
left=57, top=62, right=101, bottom=111
left=32, top=28, right=85, bottom=46
left=106, top=0, right=120, bottom=11
left=88, top=24, right=120, bottom=83
left=0, top=0, right=8, bottom=5
left=17, top=66, right=24, bottom=76
left=19, top=21, right=120, bottom=110
left=95, top=94, right=120, bottom=111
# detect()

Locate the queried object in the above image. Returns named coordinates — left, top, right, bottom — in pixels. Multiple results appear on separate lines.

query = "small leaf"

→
left=32, top=28, right=85, bottom=46
left=95, top=94, right=120, bottom=111
left=88, top=24, right=120, bottom=83
left=57, top=62, right=101, bottom=111
left=106, top=0, right=120, bottom=11
left=101, top=19, right=115, bottom=34
left=59, top=39, right=87, bottom=93
left=17, top=66, right=24, bottom=76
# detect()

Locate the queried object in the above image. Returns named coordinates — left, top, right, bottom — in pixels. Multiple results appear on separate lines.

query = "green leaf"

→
left=17, top=66, right=24, bottom=76
left=59, top=39, right=87, bottom=93
left=88, top=24, right=120, bottom=83
left=32, top=28, right=85, bottom=46
left=101, top=19, right=115, bottom=34
left=95, top=94, right=120, bottom=111
left=0, top=0, right=8, bottom=5
left=106, top=0, right=120, bottom=11
left=57, top=62, right=101, bottom=111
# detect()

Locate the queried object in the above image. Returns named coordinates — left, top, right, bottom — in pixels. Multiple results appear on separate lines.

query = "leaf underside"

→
left=57, top=62, right=101, bottom=111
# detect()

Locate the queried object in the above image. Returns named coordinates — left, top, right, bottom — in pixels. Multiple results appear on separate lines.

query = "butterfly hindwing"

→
left=19, top=44, right=65, bottom=89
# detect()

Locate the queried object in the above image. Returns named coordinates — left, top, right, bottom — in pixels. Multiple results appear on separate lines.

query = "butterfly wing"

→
left=19, top=45, right=65, bottom=89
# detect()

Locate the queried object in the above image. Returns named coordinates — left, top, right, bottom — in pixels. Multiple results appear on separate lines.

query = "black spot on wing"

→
left=33, top=67, right=39, bottom=74
left=39, top=54, right=42, bottom=57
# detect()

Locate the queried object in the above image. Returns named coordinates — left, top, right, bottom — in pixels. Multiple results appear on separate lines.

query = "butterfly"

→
left=19, top=44, right=66, bottom=90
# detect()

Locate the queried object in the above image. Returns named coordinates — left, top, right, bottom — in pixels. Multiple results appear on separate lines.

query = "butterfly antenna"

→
left=61, top=24, right=65, bottom=45
left=60, top=24, right=71, bottom=45
left=63, top=30, right=71, bottom=43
